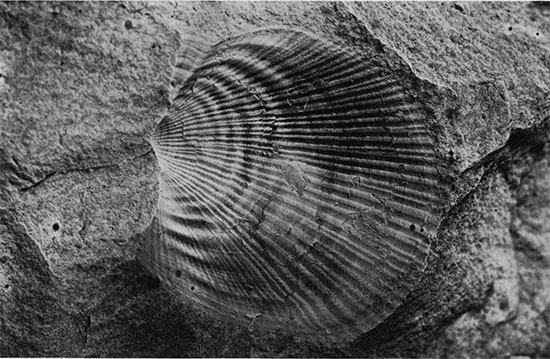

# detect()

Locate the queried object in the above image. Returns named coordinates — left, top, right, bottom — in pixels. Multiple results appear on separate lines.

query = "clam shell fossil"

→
left=140, top=27, right=444, bottom=339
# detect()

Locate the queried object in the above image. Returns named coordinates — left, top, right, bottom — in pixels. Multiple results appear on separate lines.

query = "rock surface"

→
left=0, top=1, right=548, bottom=357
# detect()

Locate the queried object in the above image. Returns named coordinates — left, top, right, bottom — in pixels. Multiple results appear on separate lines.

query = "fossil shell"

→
left=140, top=28, right=443, bottom=339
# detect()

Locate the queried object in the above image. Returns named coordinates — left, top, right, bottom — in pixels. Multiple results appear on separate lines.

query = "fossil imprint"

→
left=139, top=28, right=444, bottom=338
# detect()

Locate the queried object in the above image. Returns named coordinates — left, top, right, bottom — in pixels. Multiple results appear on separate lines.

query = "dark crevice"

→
left=443, top=116, right=549, bottom=220
left=19, top=164, right=116, bottom=192
left=18, top=148, right=155, bottom=192
left=510, top=228, right=550, bottom=267
left=18, top=171, right=57, bottom=192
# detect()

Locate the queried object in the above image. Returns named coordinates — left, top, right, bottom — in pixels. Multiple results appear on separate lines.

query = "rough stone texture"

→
left=0, top=1, right=548, bottom=357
